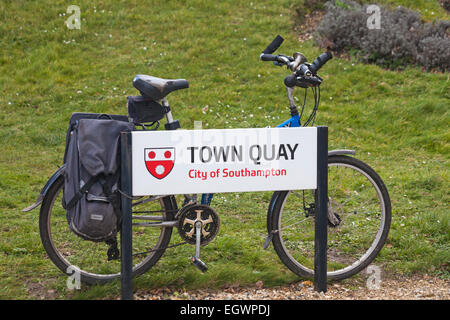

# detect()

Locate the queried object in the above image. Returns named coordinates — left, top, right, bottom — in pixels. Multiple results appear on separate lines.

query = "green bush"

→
left=315, top=0, right=450, bottom=71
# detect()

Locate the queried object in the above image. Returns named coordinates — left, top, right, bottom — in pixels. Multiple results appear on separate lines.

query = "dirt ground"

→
left=134, top=274, right=449, bottom=300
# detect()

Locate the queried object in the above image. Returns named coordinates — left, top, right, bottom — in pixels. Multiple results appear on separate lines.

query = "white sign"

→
left=131, top=127, right=317, bottom=196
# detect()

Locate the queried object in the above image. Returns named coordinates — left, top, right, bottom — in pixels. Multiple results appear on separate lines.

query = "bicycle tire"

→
left=39, top=175, right=177, bottom=284
left=270, top=155, right=391, bottom=281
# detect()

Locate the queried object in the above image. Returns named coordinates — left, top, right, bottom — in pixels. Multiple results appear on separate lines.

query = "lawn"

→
left=0, top=0, right=448, bottom=299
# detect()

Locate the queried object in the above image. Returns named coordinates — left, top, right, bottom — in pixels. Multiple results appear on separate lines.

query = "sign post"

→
left=120, top=126, right=328, bottom=300
left=120, top=131, right=133, bottom=300
left=314, top=126, right=328, bottom=293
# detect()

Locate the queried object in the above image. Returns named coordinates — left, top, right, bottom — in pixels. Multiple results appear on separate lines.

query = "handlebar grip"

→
left=308, top=52, right=333, bottom=74
left=284, top=74, right=297, bottom=88
left=260, top=54, right=278, bottom=61
left=262, top=35, right=284, bottom=54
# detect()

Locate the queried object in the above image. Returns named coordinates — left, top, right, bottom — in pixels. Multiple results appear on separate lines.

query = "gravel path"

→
left=134, top=274, right=449, bottom=300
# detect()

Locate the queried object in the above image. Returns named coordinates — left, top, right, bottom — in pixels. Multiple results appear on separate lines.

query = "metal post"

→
left=120, top=131, right=133, bottom=300
left=314, top=126, right=328, bottom=292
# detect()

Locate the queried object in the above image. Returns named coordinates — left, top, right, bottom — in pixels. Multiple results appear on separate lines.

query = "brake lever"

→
left=296, top=75, right=322, bottom=88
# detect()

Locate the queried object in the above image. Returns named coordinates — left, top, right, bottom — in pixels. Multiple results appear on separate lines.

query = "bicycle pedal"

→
left=106, top=241, right=120, bottom=261
left=191, top=256, right=208, bottom=273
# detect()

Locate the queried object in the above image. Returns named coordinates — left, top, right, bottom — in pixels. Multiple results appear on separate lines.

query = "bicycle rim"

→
left=272, top=156, right=391, bottom=280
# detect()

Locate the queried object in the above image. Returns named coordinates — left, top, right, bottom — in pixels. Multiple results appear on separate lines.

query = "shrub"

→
left=314, top=0, right=450, bottom=71
left=439, top=0, right=450, bottom=12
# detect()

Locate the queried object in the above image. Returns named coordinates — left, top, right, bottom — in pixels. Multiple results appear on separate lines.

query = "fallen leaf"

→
left=302, top=280, right=313, bottom=287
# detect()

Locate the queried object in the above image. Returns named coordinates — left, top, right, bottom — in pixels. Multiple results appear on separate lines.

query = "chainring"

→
left=177, top=204, right=220, bottom=246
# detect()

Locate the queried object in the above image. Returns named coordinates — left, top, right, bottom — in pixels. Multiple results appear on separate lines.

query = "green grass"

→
left=0, top=0, right=448, bottom=299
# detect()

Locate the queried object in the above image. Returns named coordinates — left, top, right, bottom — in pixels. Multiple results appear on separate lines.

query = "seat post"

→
left=161, top=98, right=174, bottom=123
left=161, top=98, right=181, bottom=130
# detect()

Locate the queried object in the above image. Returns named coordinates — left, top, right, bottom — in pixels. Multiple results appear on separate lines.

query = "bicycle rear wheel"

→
left=270, top=155, right=391, bottom=280
left=39, top=175, right=177, bottom=284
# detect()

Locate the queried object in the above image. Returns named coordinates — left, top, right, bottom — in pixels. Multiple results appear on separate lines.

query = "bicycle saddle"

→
left=132, top=75, right=189, bottom=100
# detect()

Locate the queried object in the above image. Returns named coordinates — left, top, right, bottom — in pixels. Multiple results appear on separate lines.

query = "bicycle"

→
left=25, top=35, right=391, bottom=284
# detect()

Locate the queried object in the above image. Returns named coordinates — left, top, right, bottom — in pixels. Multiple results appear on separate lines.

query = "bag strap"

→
left=65, top=173, right=122, bottom=227
left=97, top=114, right=114, bottom=120
left=99, top=174, right=123, bottom=227
left=65, top=175, right=101, bottom=210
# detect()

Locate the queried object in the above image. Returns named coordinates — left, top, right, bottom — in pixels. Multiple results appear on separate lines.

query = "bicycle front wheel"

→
left=39, top=175, right=177, bottom=284
left=270, top=155, right=391, bottom=281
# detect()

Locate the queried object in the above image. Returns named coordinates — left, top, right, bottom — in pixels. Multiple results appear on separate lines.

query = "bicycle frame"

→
left=276, top=114, right=301, bottom=128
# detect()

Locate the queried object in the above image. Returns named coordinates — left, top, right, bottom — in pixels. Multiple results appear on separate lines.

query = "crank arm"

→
left=191, top=221, right=208, bottom=272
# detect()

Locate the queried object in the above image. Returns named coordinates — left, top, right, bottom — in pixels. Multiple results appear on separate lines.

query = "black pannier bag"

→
left=126, top=96, right=166, bottom=124
left=63, top=113, right=129, bottom=163
left=63, top=114, right=134, bottom=242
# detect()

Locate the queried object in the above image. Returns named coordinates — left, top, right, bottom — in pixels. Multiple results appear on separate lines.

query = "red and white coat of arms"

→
left=144, top=147, right=175, bottom=179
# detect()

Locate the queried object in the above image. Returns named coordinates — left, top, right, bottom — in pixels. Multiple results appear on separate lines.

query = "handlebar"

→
left=262, top=35, right=284, bottom=54
left=260, top=35, right=333, bottom=88
left=284, top=74, right=297, bottom=87
left=260, top=53, right=279, bottom=62
left=308, top=52, right=332, bottom=75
